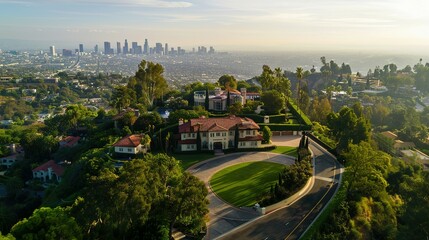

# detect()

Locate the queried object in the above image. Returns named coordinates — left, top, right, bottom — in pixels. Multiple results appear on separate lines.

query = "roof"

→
left=380, top=131, right=397, bottom=140
left=60, top=136, right=81, bottom=147
left=113, top=134, right=143, bottom=147
left=179, top=116, right=260, bottom=133
left=32, top=160, right=65, bottom=176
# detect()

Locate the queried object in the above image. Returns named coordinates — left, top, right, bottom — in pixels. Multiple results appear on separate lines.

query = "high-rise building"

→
left=144, top=39, right=149, bottom=54
left=94, top=44, right=99, bottom=54
left=79, top=44, right=84, bottom=53
left=132, top=42, right=142, bottom=54
left=62, top=49, right=73, bottom=57
left=123, top=39, right=129, bottom=54
left=164, top=43, right=168, bottom=55
left=209, top=46, right=215, bottom=54
left=104, top=41, right=114, bottom=54
left=155, top=43, right=163, bottom=55
left=49, top=46, right=56, bottom=56
left=116, top=42, right=121, bottom=54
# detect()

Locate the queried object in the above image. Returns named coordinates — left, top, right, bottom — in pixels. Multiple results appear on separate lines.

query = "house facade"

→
left=32, top=160, right=64, bottom=182
left=194, top=88, right=260, bottom=111
left=113, top=134, right=148, bottom=154
left=1, top=154, right=18, bottom=169
left=178, top=116, right=263, bottom=151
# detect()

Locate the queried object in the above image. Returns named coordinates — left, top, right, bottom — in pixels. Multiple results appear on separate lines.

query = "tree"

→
left=110, top=86, right=136, bottom=111
left=204, top=88, right=209, bottom=110
left=218, top=75, right=237, bottom=90
left=226, top=90, right=231, bottom=108
left=261, top=90, right=285, bottom=114
left=166, top=172, right=208, bottom=237
left=262, top=126, right=272, bottom=144
left=11, top=207, right=82, bottom=240
left=129, top=60, right=168, bottom=108
left=228, top=102, right=242, bottom=115
left=296, top=67, right=304, bottom=104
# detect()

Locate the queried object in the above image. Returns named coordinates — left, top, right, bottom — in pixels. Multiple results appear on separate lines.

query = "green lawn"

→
left=270, top=146, right=298, bottom=157
left=210, top=161, right=283, bottom=207
left=172, top=153, right=215, bottom=170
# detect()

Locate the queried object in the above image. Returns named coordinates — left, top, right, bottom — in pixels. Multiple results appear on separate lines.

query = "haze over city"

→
left=1, top=0, right=429, bottom=54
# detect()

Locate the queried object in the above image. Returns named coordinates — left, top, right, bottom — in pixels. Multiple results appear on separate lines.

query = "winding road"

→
left=189, top=136, right=342, bottom=240
left=218, top=142, right=342, bottom=240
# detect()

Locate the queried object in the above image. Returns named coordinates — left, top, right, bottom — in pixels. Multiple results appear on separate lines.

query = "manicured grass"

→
left=210, top=161, right=283, bottom=207
left=172, top=153, right=215, bottom=170
left=270, top=146, right=298, bottom=157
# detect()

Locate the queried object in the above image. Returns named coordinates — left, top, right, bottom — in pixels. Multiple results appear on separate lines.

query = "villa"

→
left=32, top=160, right=64, bottom=182
left=178, top=115, right=263, bottom=151
left=113, top=134, right=149, bottom=155
left=194, top=87, right=260, bottom=111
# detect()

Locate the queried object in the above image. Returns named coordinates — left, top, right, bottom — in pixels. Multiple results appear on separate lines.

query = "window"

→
left=230, top=131, right=233, bottom=136
left=210, top=133, right=214, bottom=137
left=222, top=132, right=226, bottom=137
left=216, top=133, right=220, bottom=137
left=253, top=130, right=256, bottom=135
left=188, top=133, right=191, bottom=137
left=203, top=132, right=207, bottom=137
left=187, top=145, right=190, bottom=149
left=246, top=130, right=251, bottom=135
left=128, top=148, right=132, bottom=152
left=119, top=148, right=123, bottom=152
left=214, top=101, right=222, bottom=111
left=192, top=133, right=195, bottom=138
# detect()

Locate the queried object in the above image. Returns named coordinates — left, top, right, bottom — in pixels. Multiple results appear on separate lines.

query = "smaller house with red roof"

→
left=178, top=115, right=263, bottom=151
left=113, top=134, right=148, bottom=155
left=59, top=136, right=81, bottom=148
left=32, top=160, right=65, bottom=182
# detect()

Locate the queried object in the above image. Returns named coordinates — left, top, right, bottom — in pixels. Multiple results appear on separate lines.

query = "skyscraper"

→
left=164, top=43, right=168, bottom=55
left=49, top=46, right=56, bottom=56
left=94, top=44, right=99, bottom=54
left=104, top=41, right=114, bottom=55
left=132, top=42, right=142, bottom=54
left=144, top=39, right=149, bottom=54
left=79, top=44, right=84, bottom=53
left=155, top=43, right=163, bottom=55
left=116, top=42, right=121, bottom=54
left=123, top=39, right=129, bottom=54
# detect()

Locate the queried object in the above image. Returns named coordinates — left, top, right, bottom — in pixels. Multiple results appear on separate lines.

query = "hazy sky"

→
left=1, top=0, right=428, bottom=53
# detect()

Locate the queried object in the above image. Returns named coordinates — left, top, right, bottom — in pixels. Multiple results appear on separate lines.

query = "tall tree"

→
left=218, top=75, right=237, bottom=90
left=129, top=60, right=168, bottom=108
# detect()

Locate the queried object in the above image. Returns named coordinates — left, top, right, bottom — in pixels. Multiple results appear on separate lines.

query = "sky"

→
left=0, top=0, right=429, bottom=53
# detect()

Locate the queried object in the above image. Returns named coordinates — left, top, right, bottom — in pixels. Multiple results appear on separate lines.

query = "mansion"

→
left=178, top=116, right=263, bottom=151
left=194, top=87, right=260, bottom=111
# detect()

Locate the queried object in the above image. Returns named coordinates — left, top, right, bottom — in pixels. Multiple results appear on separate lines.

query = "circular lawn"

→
left=210, top=161, right=283, bottom=207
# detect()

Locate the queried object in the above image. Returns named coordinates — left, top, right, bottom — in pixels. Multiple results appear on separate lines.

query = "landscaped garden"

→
left=210, top=161, right=283, bottom=207
left=270, top=146, right=298, bottom=157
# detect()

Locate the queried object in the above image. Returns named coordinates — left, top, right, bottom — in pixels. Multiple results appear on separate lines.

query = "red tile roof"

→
left=32, top=160, right=65, bottom=177
left=113, top=134, right=143, bottom=147
left=179, top=116, right=260, bottom=133
left=60, top=136, right=80, bottom=147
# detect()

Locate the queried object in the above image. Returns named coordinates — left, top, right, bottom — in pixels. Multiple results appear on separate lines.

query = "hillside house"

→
left=178, top=116, right=263, bottom=151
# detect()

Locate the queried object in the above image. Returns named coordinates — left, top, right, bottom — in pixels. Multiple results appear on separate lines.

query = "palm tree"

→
left=296, top=67, right=304, bottom=106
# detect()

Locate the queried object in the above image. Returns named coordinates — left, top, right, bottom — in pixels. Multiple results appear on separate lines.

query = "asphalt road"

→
left=217, top=142, right=342, bottom=240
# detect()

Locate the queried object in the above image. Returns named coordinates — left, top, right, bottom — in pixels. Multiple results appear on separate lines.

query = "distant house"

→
left=59, top=136, right=81, bottom=148
left=394, top=140, right=415, bottom=150
left=177, top=115, right=263, bottom=152
left=380, top=131, right=398, bottom=140
left=194, top=88, right=260, bottom=111
left=32, top=160, right=64, bottom=182
left=113, top=134, right=148, bottom=155
left=0, top=154, right=18, bottom=169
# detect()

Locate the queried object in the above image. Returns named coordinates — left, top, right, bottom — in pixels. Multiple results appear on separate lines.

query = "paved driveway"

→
left=188, top=152, right=296, bottom=239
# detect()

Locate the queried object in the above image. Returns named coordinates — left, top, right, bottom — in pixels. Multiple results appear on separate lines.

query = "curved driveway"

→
left=188, top=152, right=296, bottom=239
left=217, top=141, right=342, bottom=240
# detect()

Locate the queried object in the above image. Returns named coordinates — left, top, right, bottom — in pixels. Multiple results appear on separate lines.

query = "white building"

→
left=178, top=116, right=263, bottom=151
left=113, top=134, right=149, bottom=155
left=194, top=88, right=260, bottom=111
left=32, top=160, right=64, bottom=182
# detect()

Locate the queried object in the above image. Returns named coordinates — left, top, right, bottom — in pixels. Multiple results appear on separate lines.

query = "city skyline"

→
left=0, top=0, right=429, bottom=54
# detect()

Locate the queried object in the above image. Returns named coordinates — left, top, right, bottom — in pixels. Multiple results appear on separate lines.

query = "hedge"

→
left=287, top=100, right=312, bottom=126
left=258, top=123, right=312, bottom=131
